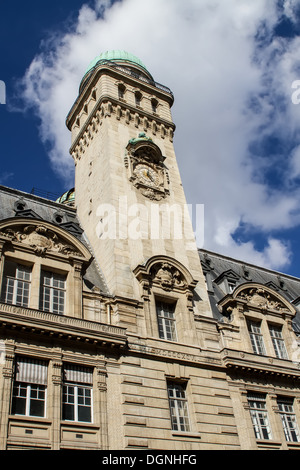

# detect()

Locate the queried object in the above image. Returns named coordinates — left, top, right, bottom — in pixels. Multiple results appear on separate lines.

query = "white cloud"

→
left=18, top=0, right=300, bottom=271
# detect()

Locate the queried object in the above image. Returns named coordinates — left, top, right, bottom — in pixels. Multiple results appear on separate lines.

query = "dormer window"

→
left=227, top=280, right=236, bottom=293
left=214, top=269, right=240, bottom=294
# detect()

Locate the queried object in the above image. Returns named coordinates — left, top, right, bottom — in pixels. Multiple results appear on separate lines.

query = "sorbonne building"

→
left=1, top=50, right=300, bottom=451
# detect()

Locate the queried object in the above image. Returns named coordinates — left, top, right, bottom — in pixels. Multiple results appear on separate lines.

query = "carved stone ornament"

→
left=125, top=133, right=169, bottom=201
left=0, top=224, right=82, bottom=257
left=237, top=287, right=289, bottom=313
left=151, top=262, right=186, bottom=291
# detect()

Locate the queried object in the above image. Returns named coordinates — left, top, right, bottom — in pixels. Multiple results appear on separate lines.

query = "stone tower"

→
left=66, top=50, right=211, bottom=323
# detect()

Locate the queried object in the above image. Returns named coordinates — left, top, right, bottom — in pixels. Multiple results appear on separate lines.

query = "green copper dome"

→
left=85, top=50, right=149, bottom=74
left=56, top=188, right=75, bottom=206
left=80, top=50, right=153, bottom=89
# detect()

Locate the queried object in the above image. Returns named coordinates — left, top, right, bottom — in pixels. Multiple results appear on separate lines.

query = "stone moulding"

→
left=0, top=302, right=127, bottom=348
left=221, top=347, right=300, bottom=379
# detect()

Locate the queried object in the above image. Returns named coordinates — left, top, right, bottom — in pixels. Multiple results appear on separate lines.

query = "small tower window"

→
left=118, top=84, right=126, bottom=100
left=135, top=91, right=142, bottom=107
left=151, top=99, right=158, bottom=113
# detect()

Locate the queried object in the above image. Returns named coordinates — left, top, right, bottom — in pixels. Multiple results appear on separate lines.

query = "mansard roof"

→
left=199, top=248, right=300, bottom=330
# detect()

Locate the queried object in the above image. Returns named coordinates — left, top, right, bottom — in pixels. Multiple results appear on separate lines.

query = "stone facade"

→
left=0, top=52, right=300, bottom=450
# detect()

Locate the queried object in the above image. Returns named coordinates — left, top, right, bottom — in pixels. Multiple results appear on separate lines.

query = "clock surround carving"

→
left=125, top=133, right=169, bottom=201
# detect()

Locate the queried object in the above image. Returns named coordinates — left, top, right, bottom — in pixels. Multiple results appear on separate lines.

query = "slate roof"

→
left=0, top=185, right=109, bottom=295
left=199, top=248, right=300, bottom=332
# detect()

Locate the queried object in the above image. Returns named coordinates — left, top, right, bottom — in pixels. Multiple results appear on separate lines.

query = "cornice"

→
left=69, top=95, right=175, bottom=160
left=221, top=347, right=300, bottom=379
left=0, top=302, right=127, bottom=349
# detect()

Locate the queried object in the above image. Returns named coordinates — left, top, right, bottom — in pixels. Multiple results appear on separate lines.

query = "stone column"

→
left=49, top=354, right=63, bottom=450
left=0, top=341, right=15, bottom=450
left=95, top=363, right=108, bottom=449
left=72, top=260, right=83, bottom=318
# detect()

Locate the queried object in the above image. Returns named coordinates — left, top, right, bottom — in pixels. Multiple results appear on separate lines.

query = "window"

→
left=278, top=397, right=300, bottom=442
left=62, top=364, right=93, bottom=423
left=12, top=383, right=46, bottom=417
left=248, top=320, right=266, bottom=355
left=1, top=260, right=31, bottom=307
left=135, top=92, right=142, bottom=107
left=156, top=301, right=177, bottom=341
left=248, top=393, right=272, bottom=440
left=40, top=270, right=66, bottom=314
left=118, top=84, right=125, bottom=100
left=11, top=357, right=48, bottom=418
left=167, top=382, right=190, bottom=432
left=151, top=99, right=158, bottom=113
left=269, top=324, right=288, bottom=359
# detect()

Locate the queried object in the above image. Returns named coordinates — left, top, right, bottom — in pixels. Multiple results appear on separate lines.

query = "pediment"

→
left=0, top=219, right=91, bottom=261
left=218, top=282, right=296, bottom=317
left=134, top=255, right=197, bottom=292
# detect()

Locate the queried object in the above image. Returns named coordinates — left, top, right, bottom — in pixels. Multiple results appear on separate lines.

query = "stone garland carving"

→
left=0, top=224, right=82, bottom=257
left=237, top=287, right=289, bottom=313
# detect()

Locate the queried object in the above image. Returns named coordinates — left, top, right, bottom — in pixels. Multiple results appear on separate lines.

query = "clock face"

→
left=134, top=164, right=160, bottom=187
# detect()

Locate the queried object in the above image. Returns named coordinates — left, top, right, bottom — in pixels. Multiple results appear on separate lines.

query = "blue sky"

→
left=2, top=0, right=300, bottom=277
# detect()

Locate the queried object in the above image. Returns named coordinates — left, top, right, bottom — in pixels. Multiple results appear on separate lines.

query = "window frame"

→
left=62, top=383, right=93, bottom=423
left=11, top=382, right=47, bottom=418
left=247, top=393, right=272, bottom=440
left=277, top=397, right=300, bottom=442
left=39, top=269, right=66, bottom=315
left=247, top=320, right=266, bottom=356
left=269, top=323, right=288, bottom=360
left=167, top=381, right=190, bottom=432
left=156, top=300, right=177, bottom=342
left=1, top=259, right=32, bottom=308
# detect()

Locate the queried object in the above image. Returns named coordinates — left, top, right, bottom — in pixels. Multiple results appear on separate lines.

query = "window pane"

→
left=78, top=405, right=91, bottom=423
left=30, top=398, right=45, bottom=417
left=63, top=403, right=75, bottom=421
left=11, top=383, right=27, bottom=415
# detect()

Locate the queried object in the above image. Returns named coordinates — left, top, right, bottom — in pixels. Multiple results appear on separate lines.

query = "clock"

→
left=125, top=135, right=170, bottom=201
left=134, top=163, right=160, bottom=188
